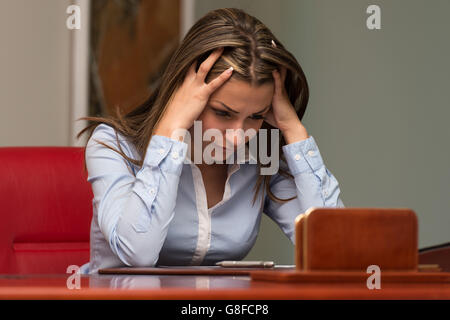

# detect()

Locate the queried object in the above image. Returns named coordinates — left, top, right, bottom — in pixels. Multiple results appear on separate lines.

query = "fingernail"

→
left=226, top=66, right=233, bottom=74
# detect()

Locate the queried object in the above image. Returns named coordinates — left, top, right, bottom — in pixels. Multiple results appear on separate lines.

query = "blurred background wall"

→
left=0, top=0, right=72, bottom=146
left=197, top=0, right=450, bottom=264
left=0, top=0, right=448, bottom=264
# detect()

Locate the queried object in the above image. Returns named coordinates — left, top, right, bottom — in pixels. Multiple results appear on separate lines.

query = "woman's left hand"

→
left=264, top=66, right=310, bottom=143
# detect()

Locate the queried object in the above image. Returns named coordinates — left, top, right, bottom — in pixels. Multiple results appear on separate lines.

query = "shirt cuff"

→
left=143, top=134, right=189, bottom=174
left=281, top=135, right=325, bottom=175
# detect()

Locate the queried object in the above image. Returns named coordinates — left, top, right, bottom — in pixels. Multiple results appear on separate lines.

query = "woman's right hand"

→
left=153, top=47, right=233, bottom=139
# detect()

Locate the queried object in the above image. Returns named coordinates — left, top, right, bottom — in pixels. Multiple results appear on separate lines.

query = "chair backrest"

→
left=0, top=146, right=92, bottom=274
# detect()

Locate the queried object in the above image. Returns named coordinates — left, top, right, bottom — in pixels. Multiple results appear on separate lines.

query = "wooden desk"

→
left=0, top=273, right=449, bottom=300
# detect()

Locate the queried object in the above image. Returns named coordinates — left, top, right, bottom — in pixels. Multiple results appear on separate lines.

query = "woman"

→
left=77, top=8, right=344, bottom=274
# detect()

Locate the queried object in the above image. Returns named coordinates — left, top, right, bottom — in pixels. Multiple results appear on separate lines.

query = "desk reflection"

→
left=88, top=274, right=251, bottom=290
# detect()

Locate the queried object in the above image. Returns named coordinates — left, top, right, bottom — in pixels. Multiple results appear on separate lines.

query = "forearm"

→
left=112, top=167, right=184, bottom=267
left=113, top=134, right=188, bottom=266
left=281, top=135, right=344, bottom=208
left=91, top=133, right=188, bottom=267
left=153, top=118, right=188, bottom=141
left=281, top=120, right=310, bottom=144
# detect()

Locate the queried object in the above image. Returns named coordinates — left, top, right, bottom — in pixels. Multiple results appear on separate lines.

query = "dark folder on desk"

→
left=99, top=265, right=294, bottom=276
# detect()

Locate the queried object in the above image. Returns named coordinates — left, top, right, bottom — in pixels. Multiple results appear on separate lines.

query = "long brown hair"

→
left=77, top=7, right=309, bottom=211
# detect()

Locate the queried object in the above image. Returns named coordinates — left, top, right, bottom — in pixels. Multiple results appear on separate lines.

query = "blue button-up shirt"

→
left=80, top=123, right=344, bottom=274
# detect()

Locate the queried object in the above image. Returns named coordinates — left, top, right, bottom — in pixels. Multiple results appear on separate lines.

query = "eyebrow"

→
left=211, top=100, right=271, bottom=115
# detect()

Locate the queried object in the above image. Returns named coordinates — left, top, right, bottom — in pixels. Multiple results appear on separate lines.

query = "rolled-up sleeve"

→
left=263, top=135, right=345, bottom=243
left=86, top=124, right=188, bottom=267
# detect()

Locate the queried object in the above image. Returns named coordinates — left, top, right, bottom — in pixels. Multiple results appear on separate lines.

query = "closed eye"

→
left=250, top=114, right=266, bottom=120
left=214, top=109, right=231, bottom=117
left=212, top=108, right=266, bottom=120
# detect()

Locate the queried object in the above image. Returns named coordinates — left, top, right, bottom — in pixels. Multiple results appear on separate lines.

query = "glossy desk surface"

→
left=1, top=273, right=450, bottom=299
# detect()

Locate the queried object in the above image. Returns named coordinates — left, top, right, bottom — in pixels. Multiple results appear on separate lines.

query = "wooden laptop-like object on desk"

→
left=295, top=207, right=419, bottom=271
left=250, top=207, right=450, bottom=283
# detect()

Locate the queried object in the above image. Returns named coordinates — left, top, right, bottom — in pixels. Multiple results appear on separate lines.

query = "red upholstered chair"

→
left=0, top=146, right=92, bottom=274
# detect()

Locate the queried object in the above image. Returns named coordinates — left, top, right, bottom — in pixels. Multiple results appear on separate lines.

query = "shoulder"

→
left=86, top=123, right=139, bottom=166
left=88, top=123, right=124, bottom=145
left=88, top=124, right=133, bottom=150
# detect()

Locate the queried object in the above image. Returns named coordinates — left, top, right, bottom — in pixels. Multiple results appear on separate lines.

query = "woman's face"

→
left=192, top=78, right=274, bottom=157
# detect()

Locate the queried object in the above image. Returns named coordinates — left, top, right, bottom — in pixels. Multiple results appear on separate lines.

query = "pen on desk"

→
left=215, top=261, right=275, bottom=268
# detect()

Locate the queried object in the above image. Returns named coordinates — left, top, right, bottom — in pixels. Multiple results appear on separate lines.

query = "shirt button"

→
left=324, top=190, right=328, bottom=196
left=294, top=154, right=301, bottom=161
left=172, top=151, right=179, bottom=159
left=158, top=148, right=164, bottom=155
left=307, top=150, right=315, bottom=157
left=150, top=188, right=155, bottom=194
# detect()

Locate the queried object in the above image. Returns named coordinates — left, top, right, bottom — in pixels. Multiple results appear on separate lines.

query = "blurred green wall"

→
left=195, top=0, right=450, bottom=264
